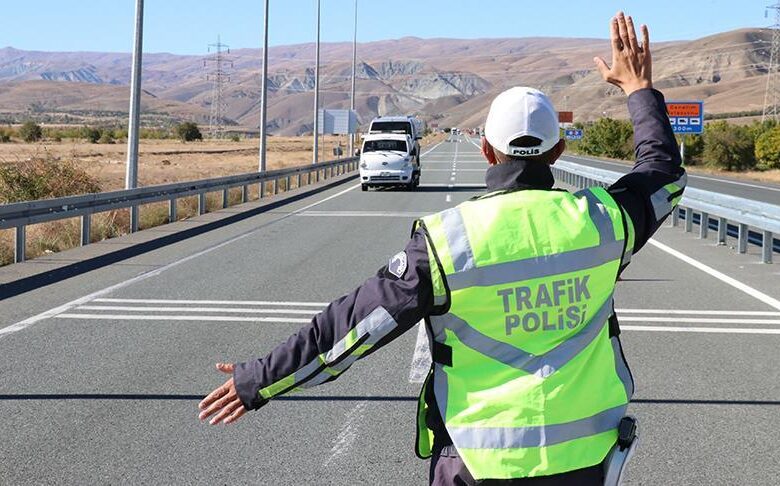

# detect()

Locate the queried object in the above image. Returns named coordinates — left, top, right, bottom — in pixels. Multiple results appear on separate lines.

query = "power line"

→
left=763, top=4, right=780, bottom=122
left=204, top=35, right=233, bottom=139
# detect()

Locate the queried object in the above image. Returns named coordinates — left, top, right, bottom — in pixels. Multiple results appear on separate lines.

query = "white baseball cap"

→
left=484, top=87, right=560, bottom=157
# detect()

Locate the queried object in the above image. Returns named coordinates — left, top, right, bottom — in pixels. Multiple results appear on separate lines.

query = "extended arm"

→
left=199, top=230, right=435, bottom=423
left=594, top=12, right=686, bottom=259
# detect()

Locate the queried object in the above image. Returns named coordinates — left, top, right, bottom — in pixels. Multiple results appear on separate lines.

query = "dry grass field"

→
left=0, top=133, right=445, bottom=266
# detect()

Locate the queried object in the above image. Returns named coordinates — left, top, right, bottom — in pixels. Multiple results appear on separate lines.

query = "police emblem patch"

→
left=388, top=251, right=408, bottom=278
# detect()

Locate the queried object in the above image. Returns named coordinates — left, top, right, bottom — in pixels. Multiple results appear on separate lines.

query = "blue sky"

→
left=0, top=0, right=770, bottom=54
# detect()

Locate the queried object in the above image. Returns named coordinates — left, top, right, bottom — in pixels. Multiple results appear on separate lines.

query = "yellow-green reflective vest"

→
left=414, top=187, right=635, bottom=480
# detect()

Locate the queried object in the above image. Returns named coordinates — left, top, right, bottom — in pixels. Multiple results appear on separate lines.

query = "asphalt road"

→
left=1, top=134, right=779, bottom=485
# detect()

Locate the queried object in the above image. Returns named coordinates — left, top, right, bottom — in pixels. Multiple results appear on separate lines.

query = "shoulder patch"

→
left=388, top=251, right=408, bottom=278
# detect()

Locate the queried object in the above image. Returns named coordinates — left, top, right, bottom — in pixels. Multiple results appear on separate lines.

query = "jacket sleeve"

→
left=608, top=88, right=687, bottom=263
left=233, top=229, right=435, bottom=410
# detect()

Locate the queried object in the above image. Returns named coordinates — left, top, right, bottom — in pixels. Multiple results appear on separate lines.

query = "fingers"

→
left=207, top=398, right=244, bottom=425
left=199, top=385, right=236, bottom=421
left=199, top=378, right=231, bottom=412
left=616, top=12, right=631, bottom=52
left=609, top=16, right=622, bottom=52
left=216, top=362, right=235, bottom=374
left=641, top=24, right=651, bottom=54
left=594, top=57, right=611, bottom=80
left=625, top=15, right=640, bottom=52
left=223, top=404, right=247, bottom=425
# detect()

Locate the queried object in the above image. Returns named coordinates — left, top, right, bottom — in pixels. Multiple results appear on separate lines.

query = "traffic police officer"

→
left=200, top=12, right=686, bottom=485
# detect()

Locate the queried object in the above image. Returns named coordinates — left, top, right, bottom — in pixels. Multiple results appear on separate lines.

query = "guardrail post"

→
left=80, top=214, right=91, bottom=246
left=717, top=218, right=727, bottom=246
left=286, top=175, right=291, bottom=192
left=222, top=188, right=229, bottom=209
left=14, top=225, right=26, bottom=263
left=298, top=173, right=303, bottom=188
left=198, top=193, right=206, bottom=216
left=762, top=231, right=773, bottom=264
left=738, top=224, right=748, bottom=254
left=130, top=206, right=139, bottom=233
left=260, top=182, right=266, bottom=199
left=242, top=185, right=249, bottom=203
left=671, top=208, right=680, bottom=227
left=685, top=208, right=693, bottom=233
left=273, top=178, right=279, bottom=195
left=699, top=212, right=709, bottom=239
left=169, top=198, right=177, bottom=223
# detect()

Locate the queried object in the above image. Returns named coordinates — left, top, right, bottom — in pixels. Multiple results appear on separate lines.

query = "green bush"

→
left=19, top=121, right=43, bottom=143
left=98, top=130, right=115, bottom=144
left=702, top=121, right=756, bottom=171
left=755, top=127, right=780, bottom=171
left=230, top=134, right=240, bottom=142
left=577, top=118, right=634, bottom=159
left=0, top=156, right=102, bottom=203
left=0, top=128, right=11, bottom=143
left=678, top=134, right=704, bottom=166
left=83, top=127, right=102, bottom=144
left=176, top=122, right=203, bottom=143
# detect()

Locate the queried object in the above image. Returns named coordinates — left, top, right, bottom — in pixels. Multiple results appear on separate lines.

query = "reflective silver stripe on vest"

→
left=447, top=404, right=627, bottom=449
left=434, top=362, right=449, bottom=422
left=440, top=207, right=476, bottom=272
left=446, top=240, right=624, bottom=291
left=650, top=173, right=687, bottom=222
left=300, top=306, right=398, bottom=389
left=576, top=189, right=616, bottom=244
left=611, top=336, right=634, bottom=399
left=440, top=295, right=614, bottom=378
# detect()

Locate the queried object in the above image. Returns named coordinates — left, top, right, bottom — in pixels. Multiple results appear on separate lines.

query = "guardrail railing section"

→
left=552, top=161, right=779, bottom=264
left=0, top=157, right=359, bottom=264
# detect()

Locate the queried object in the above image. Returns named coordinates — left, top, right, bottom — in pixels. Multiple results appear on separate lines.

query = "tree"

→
left=19, top=121, right=43, bottom=143
left=577, top=118, right=634, bottom=159
left=702, top=121, right=756, bottom=171
left=755, top=126, right=780, bottom=171
left=176, top=122, right=203, bottom=143
left=98, top=130, right=115, bottom=144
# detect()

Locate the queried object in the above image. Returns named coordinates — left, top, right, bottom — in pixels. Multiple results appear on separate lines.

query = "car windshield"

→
left=370, top=121, right=412, bottom=135
left=363, top=139, right=407, bottom=153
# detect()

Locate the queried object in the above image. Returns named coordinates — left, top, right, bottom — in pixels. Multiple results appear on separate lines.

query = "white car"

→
left=359, top=134, right=420, bottom=191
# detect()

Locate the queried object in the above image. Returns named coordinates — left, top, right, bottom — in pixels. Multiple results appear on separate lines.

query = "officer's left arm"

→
left=199, top=230, right=435, bottom=425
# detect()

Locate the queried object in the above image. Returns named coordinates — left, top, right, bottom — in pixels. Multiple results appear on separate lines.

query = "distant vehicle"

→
left=359, top=133, right=420, bottom=191
left=368, top=116, right=422, bottom=165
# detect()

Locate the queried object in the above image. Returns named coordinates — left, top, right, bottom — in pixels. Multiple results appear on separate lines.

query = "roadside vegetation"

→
left=566, top=118, right=780, bottom=173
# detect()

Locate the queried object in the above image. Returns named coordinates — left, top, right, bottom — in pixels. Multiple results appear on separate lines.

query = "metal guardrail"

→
left=1, top=157, right=359, bottom=263
left=553, top=160, right=780, bottom=264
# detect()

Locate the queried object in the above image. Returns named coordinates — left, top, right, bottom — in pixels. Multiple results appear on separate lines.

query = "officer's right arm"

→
left=594, top=12, right=687, bottom=261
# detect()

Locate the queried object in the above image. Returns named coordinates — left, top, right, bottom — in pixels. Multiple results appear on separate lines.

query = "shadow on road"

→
left=1, top=394, right=779, bottom=406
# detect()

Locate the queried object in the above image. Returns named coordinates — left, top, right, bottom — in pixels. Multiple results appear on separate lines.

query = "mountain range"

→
left=0, top=28, right=773, bottom=135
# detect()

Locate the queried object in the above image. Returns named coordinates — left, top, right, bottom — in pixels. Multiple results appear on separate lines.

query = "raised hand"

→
left=594, top=12, right=653, bottom=96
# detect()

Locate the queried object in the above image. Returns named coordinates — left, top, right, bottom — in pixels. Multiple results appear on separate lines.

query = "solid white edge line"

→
left=617, top=309, right=780, bottom=317
left=622, top=325, right=780, bottom=335
left=648, top=239, right=780, bottom=311
left=55, top=314, right=313, bottom=323
left=2, top=184, right=360, bottom=339
left=619, top=317, right=780, bottom=325
left=77, top=306, right=321, bottom=315
left=94, top=298, right=328, bottom=306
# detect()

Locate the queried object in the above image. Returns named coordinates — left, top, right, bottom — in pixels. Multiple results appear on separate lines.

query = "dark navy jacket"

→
left=233, top=88, right=685, bottom=479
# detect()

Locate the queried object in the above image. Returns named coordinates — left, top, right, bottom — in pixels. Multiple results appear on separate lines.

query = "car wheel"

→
left=361, top=184, right=368, bottom=192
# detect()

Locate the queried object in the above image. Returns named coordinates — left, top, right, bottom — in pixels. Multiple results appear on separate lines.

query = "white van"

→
left=359, top=133, right=420, bottom=191
left=368, top=116, right=423, bottom=165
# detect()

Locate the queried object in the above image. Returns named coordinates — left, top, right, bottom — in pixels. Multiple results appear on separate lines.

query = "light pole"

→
left=349, top=0, right=358, bottom=157
left=126, top=0, right=144, bottom=232
left=312, top=0, right=321, bottom=165
left=259, top=0, right=270, bottom=173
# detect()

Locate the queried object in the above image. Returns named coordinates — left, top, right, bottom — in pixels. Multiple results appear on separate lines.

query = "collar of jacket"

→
left=484, top=159, right=556, bottom=192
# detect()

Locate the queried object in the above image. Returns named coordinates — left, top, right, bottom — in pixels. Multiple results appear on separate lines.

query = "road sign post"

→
left=667, top=101, right=703, bottom=165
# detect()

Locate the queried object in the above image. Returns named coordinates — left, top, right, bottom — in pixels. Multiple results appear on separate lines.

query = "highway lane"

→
left=561, top=153, right=780, bottom=205
left=1, top=134, right=779, bottom=484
